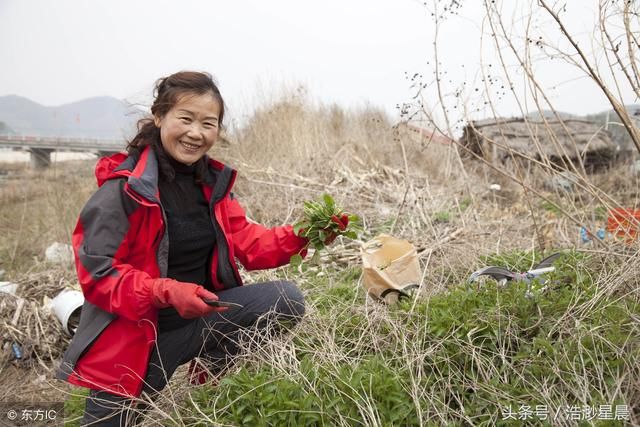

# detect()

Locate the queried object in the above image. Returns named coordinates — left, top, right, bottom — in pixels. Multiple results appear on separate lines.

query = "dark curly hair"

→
left=127, top=71, right=226, bottom=182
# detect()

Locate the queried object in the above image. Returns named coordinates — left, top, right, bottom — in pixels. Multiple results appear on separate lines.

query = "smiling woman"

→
left=56, top=71, right=314, bottom=426
left=153, top=93, right=220, bottom=165
left=125, top=71, right=227, bottom=181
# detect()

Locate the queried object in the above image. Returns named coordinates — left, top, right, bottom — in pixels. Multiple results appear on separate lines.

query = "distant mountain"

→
left=522, top=106, right=639, bottom=152
left=0, top=95, right=147, bottom=139
left=525, top=110, right=577, bottom=121
left=585, top=104, right=640, bottom=152
left=0, top=120, right=12, bottom=133
left=585, top=104, right=640, bottom=121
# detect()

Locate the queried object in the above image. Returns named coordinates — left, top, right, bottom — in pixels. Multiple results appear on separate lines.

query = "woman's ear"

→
left=153, top=116, right=162, bottom=128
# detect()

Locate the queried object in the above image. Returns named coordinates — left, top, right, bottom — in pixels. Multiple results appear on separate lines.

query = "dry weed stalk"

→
left=0, top=269, right=76, bottom=373
left=0, top=23, right=638, bottom=418
left=152, top=251, right=634, bottom=426
left=404, top=0, right=640, bottom=256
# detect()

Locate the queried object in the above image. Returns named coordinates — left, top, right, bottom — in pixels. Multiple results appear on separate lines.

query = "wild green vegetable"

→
left=290, top=194, right=362, bottom=266
left=183, top=251, right=639, bottom=426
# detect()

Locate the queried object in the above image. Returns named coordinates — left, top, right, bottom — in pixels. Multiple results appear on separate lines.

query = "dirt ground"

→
left=2, top=126, right=639, bottom=422
left=0, top=363, right=75, bottom=402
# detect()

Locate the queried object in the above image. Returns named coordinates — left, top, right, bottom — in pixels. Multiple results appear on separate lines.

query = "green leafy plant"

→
left=290, top=194, right=362, bottom=266
left=540, top=200, right=562, bottom=215
left=459, top=196, right=472, bottom=211
left=182, top=250, right=638, bottom=426
left=432, top=210, right=451, bottom=223
left=594, top=205, right=608, bottom=221
left=63, top=388, right=89, bottom=427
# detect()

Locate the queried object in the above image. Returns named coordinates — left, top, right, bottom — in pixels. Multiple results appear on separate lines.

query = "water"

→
left=0, top=148, right=95, bottom=163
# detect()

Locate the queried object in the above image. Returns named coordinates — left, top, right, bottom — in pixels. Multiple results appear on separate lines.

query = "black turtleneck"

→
left=157, top=156, right=216, bottom=330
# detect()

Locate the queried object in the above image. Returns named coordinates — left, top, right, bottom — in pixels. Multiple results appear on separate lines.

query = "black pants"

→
left=80, top=280, right=305, bottom=426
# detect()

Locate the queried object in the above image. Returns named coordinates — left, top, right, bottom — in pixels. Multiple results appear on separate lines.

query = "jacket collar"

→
left=95, top=146, right=236, bottom=204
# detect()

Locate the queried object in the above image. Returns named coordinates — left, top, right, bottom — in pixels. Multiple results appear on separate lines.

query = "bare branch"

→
left=538, top=0, right=640, bottom=153
left=600, top=1, right=640, bottom=99
left=623, top=0, right=640, bottom=91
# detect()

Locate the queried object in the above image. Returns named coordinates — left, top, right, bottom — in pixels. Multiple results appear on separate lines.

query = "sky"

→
left=0, top=0, right=635, bottom=131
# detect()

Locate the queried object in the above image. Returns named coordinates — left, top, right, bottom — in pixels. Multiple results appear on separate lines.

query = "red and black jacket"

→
left=56, top=147, right=307, bottom=397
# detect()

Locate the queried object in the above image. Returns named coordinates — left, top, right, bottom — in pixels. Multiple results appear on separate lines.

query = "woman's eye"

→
left=204, top=123, right=217, bottom=129
left=180, top=117, right=191, bottom=123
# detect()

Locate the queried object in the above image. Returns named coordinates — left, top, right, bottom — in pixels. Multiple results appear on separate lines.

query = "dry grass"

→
left=0, top=93, right=638, bottom=425
left=0, top=160, right=95, bottom=274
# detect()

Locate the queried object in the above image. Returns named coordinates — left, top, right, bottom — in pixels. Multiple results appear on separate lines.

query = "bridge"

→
left=0, top=135, right=126, bottom=169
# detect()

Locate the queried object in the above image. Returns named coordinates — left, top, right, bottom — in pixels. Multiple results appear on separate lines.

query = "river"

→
left=0, top=149, right=95, bottom=163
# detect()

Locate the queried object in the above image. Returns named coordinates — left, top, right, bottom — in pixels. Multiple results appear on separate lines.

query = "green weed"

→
left=182, top=250, right=639, bottom=425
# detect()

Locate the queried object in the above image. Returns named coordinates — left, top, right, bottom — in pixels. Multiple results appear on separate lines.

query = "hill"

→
left=585, top=104, right=640, bottom=152
left=0, top=95, right=146, bottom=139
left=524, top=109, right=577, bottom=121
left=0, top=120, right=12, bottom=133
left=520, top=106, right=639, bottom=154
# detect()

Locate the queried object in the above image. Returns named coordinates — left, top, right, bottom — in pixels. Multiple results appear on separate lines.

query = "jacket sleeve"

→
left=72, top=179, right=157, bottom=321
left=225, top=196, right=308, bottom=271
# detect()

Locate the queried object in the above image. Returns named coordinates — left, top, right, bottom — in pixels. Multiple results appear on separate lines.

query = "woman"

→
left=56, top=71, right=324, bottom=426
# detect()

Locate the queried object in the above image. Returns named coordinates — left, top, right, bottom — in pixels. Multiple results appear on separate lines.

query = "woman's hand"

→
left=151, top=279, right=227, bottom=318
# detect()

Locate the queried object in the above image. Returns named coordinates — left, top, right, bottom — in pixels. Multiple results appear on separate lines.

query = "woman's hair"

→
left=127, top=71, right=226, bottom=181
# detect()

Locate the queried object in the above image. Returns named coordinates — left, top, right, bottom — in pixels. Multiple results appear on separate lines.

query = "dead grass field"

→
left=0, top=95, right=638, bottom=425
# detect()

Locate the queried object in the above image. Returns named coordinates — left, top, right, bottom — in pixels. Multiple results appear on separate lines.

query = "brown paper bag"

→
left=361, top=234, right=422, bottom=304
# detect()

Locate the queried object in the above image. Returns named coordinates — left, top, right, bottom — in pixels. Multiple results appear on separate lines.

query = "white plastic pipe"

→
left=50, top=289, right=84, bottom=335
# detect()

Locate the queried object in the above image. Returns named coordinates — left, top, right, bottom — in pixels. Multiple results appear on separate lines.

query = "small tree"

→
left=402, top=0, right=640, bottom=251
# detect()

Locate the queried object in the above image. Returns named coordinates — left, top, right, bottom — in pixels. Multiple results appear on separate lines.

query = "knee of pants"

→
left=272, top=280, right=306, bottom=321
left=82, top=390, right=136, bottom=426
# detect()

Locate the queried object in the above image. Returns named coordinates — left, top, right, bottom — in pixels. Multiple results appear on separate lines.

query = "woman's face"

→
left=154, top=92, right=220, bottom=165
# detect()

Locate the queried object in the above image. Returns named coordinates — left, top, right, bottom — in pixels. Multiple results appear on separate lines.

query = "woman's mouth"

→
left=179, top=141, right=201, bottom=152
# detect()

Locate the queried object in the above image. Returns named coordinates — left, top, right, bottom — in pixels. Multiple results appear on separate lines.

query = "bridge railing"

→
left=0, top=135, right=125, bottom=152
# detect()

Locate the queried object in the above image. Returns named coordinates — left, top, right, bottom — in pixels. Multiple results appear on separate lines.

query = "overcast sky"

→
left=0, top=0, right=633, bottom=129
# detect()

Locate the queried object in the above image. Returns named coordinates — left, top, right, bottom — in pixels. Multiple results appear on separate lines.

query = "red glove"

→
left=151, top=278, right=227, bottom=319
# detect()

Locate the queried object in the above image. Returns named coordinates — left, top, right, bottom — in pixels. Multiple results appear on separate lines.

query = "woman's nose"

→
left=186, top=124, right=203, bottom=139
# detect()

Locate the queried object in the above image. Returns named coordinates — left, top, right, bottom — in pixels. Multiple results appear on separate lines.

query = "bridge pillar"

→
left=30, top=148, right=53, bottom=169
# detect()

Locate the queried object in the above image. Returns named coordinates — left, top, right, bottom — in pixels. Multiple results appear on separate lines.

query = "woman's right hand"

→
left=151, top=279, right=227, bottom=318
